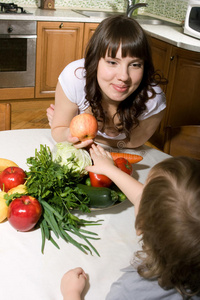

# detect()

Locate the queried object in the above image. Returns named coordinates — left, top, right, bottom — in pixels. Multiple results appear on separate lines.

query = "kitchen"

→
left=0, top=1, right=200, bottom=299
left=0, top=0, right=200, bottom=154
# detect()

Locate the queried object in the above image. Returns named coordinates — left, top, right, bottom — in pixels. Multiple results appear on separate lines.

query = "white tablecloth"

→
left=0, top=129, right=170, bottom=300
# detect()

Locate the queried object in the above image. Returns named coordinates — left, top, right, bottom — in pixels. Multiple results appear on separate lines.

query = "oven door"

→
left=0, top=35, right=36, bottom=88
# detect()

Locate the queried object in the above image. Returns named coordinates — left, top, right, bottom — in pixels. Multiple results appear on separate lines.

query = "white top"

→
left=59, top=58, right=166, bottom=140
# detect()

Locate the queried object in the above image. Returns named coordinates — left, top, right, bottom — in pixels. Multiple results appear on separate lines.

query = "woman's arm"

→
left=125, top=109, right=165, bottom=148
left=51, top=82, right=94, bottom=148
left=93, top=109, right=165, bottom=149
left=85, top=144, right=143, bottom=216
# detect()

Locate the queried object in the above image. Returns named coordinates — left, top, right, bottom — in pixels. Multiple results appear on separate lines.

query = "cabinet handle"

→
left=170, top=56, right=174, bottom=61
left=59, top=23, right=63, bottom=29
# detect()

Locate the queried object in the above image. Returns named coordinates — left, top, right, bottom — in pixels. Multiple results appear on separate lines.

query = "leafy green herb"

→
left=4, top=193, right=25, bottom=206
left=25, top=144, right=102, bottom=255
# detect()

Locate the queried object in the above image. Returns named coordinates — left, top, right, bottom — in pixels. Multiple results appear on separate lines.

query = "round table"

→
left=0, top=129, right=170, bottom=300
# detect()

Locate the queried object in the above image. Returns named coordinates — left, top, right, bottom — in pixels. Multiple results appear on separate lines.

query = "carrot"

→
left=110, top=152, right=143, bottom=164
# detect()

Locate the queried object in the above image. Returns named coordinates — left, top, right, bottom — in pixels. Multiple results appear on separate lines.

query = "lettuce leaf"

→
left=52, top=142, right=92, bottom=175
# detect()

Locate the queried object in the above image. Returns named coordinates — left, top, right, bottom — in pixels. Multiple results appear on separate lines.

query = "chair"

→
left=0, top=103, right=11, bottom=131
left=164, top=125, right=200, bottom=160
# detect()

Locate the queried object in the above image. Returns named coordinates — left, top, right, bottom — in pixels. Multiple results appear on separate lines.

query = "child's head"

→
left=135, top=156, right=200, bottom=296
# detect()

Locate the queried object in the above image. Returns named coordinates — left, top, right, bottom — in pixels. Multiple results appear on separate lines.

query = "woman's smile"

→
left=112, top=83, right=129, bottom=93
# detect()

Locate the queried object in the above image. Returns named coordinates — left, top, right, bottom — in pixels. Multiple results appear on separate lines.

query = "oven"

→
left=0, top=4, right=36, bottom=88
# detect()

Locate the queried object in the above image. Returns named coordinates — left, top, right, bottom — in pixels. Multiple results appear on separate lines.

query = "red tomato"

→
left=114, top=158, right=133, bottom=175
left=89, top=172, right=112, bottom=188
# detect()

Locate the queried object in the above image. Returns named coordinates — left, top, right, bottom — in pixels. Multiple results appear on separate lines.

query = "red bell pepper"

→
left=89, top=172, right=112, bottom=188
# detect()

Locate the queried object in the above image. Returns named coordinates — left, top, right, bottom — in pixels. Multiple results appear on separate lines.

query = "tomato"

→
left=114, top=158, right=133, bottom=175
left=89, top=172, right=112, bottom=188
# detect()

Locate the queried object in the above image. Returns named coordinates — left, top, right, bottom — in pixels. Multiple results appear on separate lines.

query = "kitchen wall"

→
left=144, top=0, right=188, bottom=23
left=2, top=0, right=189, bottom=22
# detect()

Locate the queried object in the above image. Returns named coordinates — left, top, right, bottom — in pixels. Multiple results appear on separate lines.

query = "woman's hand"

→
left=46, top=104, right=55, bottom=127
left=71, top=138, right=95, bottom=149
left=47, top=103, right=94, bottom=148
left=60, top=267, right=87, bottom=300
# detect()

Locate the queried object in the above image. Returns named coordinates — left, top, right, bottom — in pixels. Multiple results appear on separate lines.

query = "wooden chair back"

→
left=0, top=103, right=11, bottom=131
left=164, top=125, right=200, bottom=160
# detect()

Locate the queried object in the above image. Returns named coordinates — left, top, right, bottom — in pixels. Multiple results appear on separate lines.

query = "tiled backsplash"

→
left=2, top=0, right=189, bottom=22
left=145, top=0, right=188, bottom=22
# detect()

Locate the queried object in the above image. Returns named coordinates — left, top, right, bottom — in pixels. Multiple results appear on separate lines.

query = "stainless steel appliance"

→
left=0, top=3, right=36, bottom=88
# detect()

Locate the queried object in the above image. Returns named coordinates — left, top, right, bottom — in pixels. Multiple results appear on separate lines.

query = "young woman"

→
left=60, top=145, right=200, bottom=300
left=47, top=15, right=167, bottom=149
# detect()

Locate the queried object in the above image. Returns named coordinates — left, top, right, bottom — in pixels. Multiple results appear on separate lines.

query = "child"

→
left=60, top=144, right=200, bottom=300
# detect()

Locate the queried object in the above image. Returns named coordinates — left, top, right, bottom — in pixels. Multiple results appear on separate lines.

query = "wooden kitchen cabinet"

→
left=82, top=22, right=99, bottom=56
left=35, top=21, right=84, bottom=98
left=149, top=37, right=200, bottom=150
left=149, top=37, right=172, bottom=93
left=165, top=46, right=200, bottom=127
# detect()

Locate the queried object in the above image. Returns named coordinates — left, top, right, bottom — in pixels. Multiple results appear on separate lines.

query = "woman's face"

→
left=97, top=44, right=144, bottom=103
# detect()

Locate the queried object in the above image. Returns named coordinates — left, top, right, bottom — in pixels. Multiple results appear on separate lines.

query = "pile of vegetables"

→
left=2, top=141, right=142, bottom=256
left=24, top=144, right=102, bottom=255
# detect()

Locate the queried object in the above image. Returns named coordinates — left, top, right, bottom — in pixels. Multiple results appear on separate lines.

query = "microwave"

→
left=184, top=0, right=200, bottom=39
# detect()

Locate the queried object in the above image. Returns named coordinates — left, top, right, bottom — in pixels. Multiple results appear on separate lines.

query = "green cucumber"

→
left=77, top=184, right=119, bottom=208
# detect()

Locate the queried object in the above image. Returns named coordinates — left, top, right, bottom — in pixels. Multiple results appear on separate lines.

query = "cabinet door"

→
left=149, top=37, right=172, bottom=93
left=35, top=22, right=84, bottom=98
left=165, top=47, right=200, bottom=127
left=82, top=23, right=99, bottom=57
left=148, top=37, right=172, bottom=149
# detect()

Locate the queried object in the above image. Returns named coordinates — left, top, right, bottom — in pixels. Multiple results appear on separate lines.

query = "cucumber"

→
left=77, top=183, right=119, bottom=208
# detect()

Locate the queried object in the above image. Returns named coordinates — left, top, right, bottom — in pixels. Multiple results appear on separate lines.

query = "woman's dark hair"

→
left=135, top=156, right=200, bottom=297
left=84, top=14, right=167, bottom=138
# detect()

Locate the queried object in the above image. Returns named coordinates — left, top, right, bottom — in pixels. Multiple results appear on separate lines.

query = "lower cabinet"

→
left=35, top=21, right=84, bottom=98
left=149, top=37, right=200, bottom=151
left=82, top=23, right=99, bottom=56
left=35, top=22, right=99, bottom=99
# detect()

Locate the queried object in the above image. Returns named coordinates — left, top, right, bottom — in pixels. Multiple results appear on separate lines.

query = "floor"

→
left=10, top=99, right=52, bottom=130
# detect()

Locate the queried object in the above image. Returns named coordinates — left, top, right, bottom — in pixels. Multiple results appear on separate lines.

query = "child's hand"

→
left=85, top=144, right=115, bottom=175
left=60, top=267, right=87, bottom=300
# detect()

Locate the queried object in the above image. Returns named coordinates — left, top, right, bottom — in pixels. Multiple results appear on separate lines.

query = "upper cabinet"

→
left=35, top=21, right=84, bottom=98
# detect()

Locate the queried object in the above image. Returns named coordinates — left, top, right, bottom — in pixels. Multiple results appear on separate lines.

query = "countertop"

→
left=0, top=7, right=200, bottom=52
